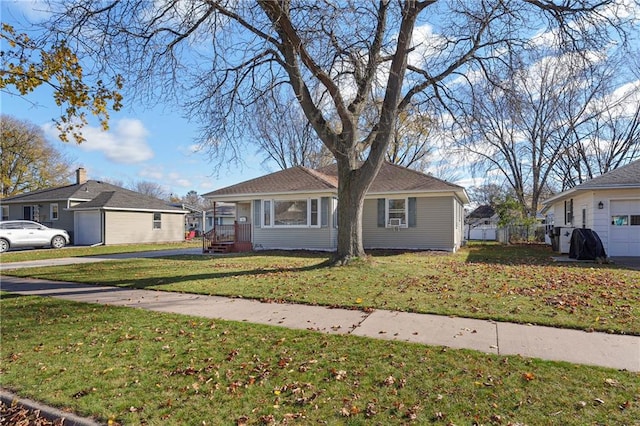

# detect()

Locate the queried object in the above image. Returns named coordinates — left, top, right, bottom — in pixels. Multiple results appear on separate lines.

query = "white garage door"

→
left=75, top=211, right=102, bottom=245
left=609, top=200, right=640, bottom=256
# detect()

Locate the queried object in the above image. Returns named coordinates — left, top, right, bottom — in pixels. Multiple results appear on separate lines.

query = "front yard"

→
left=2, top=243, right=639, bottom=424
left=3, top=243, right=639, bottom=334
left=1, top=294, right=638, bottom=425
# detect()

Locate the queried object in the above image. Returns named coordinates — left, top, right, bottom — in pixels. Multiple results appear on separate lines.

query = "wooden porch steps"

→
left=205, top=242, right=234, bottom=253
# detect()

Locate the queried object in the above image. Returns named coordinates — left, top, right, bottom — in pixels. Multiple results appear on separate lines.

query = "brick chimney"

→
left=76, top=167, right=87, bottom=184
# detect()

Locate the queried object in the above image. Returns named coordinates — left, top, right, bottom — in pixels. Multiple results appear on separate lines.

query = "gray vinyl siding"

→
left=103, top=211, right=185, bottom=245
left=362, top=196, right=456, bottom=251
left=2, top=202, right=77, bottom=242
left=253, top=227, right=334, bottom=250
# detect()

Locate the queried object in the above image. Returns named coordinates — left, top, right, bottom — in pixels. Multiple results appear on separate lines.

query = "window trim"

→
left=386, top=197, right=408, bottom=228
left=261, top=198, right=321, bottom=228
left=50, top=203, right=59, bottom=221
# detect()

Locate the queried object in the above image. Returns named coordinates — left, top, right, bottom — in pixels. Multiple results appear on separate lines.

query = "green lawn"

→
left=1, top=294, right=638, bottom=425
left=4, top=244, right=639, bottom=334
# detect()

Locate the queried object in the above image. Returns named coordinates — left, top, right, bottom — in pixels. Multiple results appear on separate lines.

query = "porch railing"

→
left=202, top=222, right=252, bottom=252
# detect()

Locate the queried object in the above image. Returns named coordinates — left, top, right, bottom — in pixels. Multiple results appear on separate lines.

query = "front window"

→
left=262, top=199, right=320, bottom=227
left=387, top=198, right=407, bottom=227
left=50, top=203, right=59, bottom=220
left=153, top=212, right=162, bottom=229
left=1, top=205, right=8, bottom=221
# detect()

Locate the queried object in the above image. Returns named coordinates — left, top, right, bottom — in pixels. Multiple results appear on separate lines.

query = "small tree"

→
left=494, top=195, right=539, bottom=243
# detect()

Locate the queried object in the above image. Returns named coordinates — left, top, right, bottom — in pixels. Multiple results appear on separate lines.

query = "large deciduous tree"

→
left=460, top=44, right=638, bottom=216
left=248, top=88, right=330, bottom=170
left=1, top=115, right=73, bottom=197
left=45, top=0, right=632, bottom=263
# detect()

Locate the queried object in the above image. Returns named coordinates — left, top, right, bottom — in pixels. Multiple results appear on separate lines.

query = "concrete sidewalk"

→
left=1, top=275, right=638, bottom=372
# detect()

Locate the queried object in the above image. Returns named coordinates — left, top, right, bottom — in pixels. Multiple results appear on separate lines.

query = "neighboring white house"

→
left=202, top=162, right=469, bottom=253
left=541, top=160, right=640, bottom=257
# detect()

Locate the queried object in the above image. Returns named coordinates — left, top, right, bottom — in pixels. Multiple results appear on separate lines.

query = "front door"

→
left=23, top=206, right=33, bottom=220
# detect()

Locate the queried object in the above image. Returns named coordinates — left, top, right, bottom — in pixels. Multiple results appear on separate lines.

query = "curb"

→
left=0, top=389, right=102, bottom=426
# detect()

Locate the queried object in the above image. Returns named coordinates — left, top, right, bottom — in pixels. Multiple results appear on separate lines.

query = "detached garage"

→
left=70, top=191, right=187, bottom=246
left=542, top=160, right=640, bottom=257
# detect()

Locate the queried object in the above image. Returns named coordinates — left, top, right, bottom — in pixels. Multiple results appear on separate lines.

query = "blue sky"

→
left=1, top=0, right=268, bottom=198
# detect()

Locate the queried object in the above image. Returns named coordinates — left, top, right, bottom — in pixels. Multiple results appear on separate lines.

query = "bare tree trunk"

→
left=334, top=172, right=366, bottom=264
left=333, top=161, right=366, bottom=263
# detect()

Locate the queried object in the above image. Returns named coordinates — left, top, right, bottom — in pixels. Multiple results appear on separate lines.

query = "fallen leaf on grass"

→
left=522, top=372, right=535, bottom=381
left=331, top=369, right=347, bottom=380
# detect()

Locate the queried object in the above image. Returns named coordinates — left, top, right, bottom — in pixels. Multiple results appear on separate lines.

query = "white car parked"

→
left=0, top=220, right=71, bottom=253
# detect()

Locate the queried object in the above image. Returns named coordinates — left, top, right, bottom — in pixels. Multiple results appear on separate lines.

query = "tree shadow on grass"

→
left=97, top=256, right=336, bottom=290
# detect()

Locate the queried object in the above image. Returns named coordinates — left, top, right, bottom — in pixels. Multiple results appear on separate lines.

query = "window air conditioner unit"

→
left=388, top=218, right=402, bottom=227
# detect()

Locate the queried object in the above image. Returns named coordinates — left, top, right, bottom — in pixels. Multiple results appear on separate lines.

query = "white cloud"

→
left=168, top=172, right=191, bottom=188
left=409, top=24, right=447, bottom=67
left=138, top=167, right=164, bottom=180
left=4, top=0, right=52, bottom=22
left=177, top=143, right=203, bottom=155
left=45, top=118, right=154, bottom=164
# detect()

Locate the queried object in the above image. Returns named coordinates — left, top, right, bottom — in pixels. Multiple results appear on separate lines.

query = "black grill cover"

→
left=569, top=228, right=607, bottom=260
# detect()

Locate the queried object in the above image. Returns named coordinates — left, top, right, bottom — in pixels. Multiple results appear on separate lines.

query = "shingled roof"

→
left=3, top=180, right=185, bottom=212
left=204, top=162, right=468, bottom=202
left=543, top=159, right=640, bottom=205
left=577, top=159, right=640, bottom=189
left=69, top=190, right=185, bottom=212
left=317, top=162, right=466, bottom=194
left=203, top=166, right=338, bottom=197
left=1, top=180, right=124, bottom=203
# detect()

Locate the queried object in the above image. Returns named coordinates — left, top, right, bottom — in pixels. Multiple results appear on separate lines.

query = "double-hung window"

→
left=387, top=198, right=407, bottom=227
left=262, top=199, right=320, bottom=227
left=153, top=212, right=162, bottom=229
left=1, top=205, right=8, bottom=221
left=50, top=203, right=59, bottom=221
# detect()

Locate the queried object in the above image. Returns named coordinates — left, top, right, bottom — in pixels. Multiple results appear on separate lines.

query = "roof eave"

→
left=542, top=183, right=640, bottom=206
left=366, top=189, right=469, bottom=204
left=69, top=207, right=188, bottom=213
left=204, top=189, right=338, bottom=201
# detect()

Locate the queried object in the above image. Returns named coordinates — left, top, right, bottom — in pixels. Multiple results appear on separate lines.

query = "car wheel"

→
left=51, top=235, right=66, bottom=249
left=0, top=238, right=9, bottom=253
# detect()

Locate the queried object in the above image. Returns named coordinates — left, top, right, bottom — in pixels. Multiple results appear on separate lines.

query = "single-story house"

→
left=541, top=159, right=640, bottom=257
left=202, top=162, right=469, bottom=253
left=1, top=168, right=187, bottom=245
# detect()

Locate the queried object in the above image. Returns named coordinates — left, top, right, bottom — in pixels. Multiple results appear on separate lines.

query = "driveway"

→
left=611, top=256, right=640, bottom=270
left=0, top=247, right=204, bottom=271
